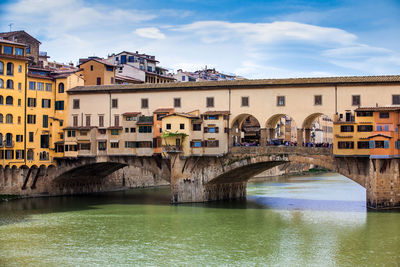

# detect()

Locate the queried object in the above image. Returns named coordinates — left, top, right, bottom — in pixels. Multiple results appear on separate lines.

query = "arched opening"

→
left=6, top=80, right=13, bottom=89
left=0, top=78, right=3, bottom=88
left=5, top=133, right=12, bottom=147
left=6, top=96, right=13, bottom=105
left=302, top=113, right=333, bottom=146
left=231, top=114, right=261, bottom=146
left=265, top=114, right=298, bottom=145
left=5, top=114, right=13, bottom=124
left=0, top=96, right=3, bottom=104
left=27, top=149, right=34, bottom=161
left=0, top=114, right=3, bottom=123
left=58, top=82, right=65, bottom=93
left=6, top=62, right=13, bottom=76
left=0, top=61, right=3, bottom=75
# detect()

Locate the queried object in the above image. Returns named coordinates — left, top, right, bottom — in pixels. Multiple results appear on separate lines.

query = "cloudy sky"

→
left=1, top=0, right=400, bottom=79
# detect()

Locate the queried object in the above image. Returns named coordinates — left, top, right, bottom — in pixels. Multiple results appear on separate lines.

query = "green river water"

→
left=1, top=173, right=399, bottom=266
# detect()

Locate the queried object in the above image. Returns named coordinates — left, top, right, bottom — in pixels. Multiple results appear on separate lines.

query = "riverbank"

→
left=0, top=194, right=20, bottom=202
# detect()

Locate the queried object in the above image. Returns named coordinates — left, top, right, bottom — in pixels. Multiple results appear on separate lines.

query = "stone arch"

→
left=265, top=114, right=298, bottom=145
left=302, top=113, right=333, bottom=145
left=231, top=113, right=261, bottom=146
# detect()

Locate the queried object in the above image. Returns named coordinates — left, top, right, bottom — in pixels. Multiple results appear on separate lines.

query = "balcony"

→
left=162, top=145, right=183, bottom=153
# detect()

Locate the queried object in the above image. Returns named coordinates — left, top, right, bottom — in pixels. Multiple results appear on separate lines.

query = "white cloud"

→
left=135, top=27, right=166, bottom=39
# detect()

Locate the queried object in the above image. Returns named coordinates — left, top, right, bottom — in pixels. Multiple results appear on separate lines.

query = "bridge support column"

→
left=170, top=155, right=246, bottom=203
left=268, top=128, right=275, bottom=141
left=366, top=158, right=400, bottom=209
left=304, top=128, right=311, bottom=143
left=297, top=128, right=304, bottom=145
left=260, top=128, right=267, bottom=146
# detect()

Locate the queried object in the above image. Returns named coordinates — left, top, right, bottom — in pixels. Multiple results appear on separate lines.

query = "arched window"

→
left=0, top=61, right=3, bottom=75
left=0, top=133, right=2, bottom=146
left=0, top=96, right=3, bottom=105
left=0, top=78, right=3, bottom=88
left=5, top=114, right=13, bottom=124
left=27, top=149, right=34, bottom=161
left=6, top=80, right=13, bottom=89
left=6, top=96, right=13, bottom=105
left=6, top=62, right=13, bottom=76
left=58, top=82, right=65, bottom=93
left=0, top=114, right=3, bottom=123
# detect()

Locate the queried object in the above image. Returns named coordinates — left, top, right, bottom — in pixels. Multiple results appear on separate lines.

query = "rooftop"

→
left=355, top=106, right=400, bottom=112
left=68, top=75, right=400, bottom=94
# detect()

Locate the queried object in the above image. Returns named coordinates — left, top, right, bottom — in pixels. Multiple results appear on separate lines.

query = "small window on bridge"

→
left=314, top=95, right=322, bottom=105
left=357, top=141, right=370, bottom=149
left=277, top=96, right=285, bottom=106
left=357, top=125, right=373, bottom=132
left=338, top=141, right=354, bottom=149
left=356, top=111, right=373, bottom=117
left=340, top=125, right=354, bottom=132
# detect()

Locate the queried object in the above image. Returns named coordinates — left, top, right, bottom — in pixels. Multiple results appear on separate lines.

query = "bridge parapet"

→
left=230, top=146, right=332, bottom=156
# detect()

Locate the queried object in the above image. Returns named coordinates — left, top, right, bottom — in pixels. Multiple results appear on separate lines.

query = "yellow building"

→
left=333, top=110, right=374, bottom=156
left=78, top=57, right=116, bottom=86
left=0, top=39, right=28, bottom=167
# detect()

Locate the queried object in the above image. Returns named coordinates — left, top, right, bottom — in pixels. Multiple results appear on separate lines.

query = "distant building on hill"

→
left=173, top=67, right=245, bottom=82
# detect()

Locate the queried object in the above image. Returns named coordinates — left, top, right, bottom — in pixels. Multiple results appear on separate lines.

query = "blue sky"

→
left=1, top=0, right=400, bottom=78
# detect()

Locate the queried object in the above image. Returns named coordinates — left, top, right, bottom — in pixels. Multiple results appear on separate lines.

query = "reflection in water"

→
left=0, top=173, right=399, bottom=266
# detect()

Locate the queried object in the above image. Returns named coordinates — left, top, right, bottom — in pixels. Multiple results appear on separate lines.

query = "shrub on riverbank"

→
left=0, top=194, right=19, bottom=201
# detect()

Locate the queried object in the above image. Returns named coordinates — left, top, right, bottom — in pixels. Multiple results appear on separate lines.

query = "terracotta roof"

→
left=78, top=58, right=116, bottom=67
left=355, top=106, right=400, bottom=112
left=63, top=126, right=95, bottom=130
left=153, top=108, right=174, bottom=114
left=107, top=126, right=123, bottom=130
left=162, top=112, right=200, bottom=119
left=368, top=134, right=392, bottom=139
left=115, top=74, right=144, bottom=83
left=122, top=112, right=141, bottom=116
left=28, top=73, right=53, bottom=80
left=68, top=75, right=400, bottom=95
left=203, top=111, right=230, bottom=115
left=136, top=121, right=154, bottom=125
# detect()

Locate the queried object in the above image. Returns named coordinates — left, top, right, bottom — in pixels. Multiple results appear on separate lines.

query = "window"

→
left=73, top=115, right=78, bottom=127
left=174, top=98, right=181, bottom=108
left=193, top=124, right=201, bottom=131
left=393, top=95, right=400, bottom=105
left=67, top=130, right=76, bottom=137
left=125, top=128, right=129, bottom=133
left=0, top=79, right=3, bottom=88
left=98, top=141, right=107, bottom=151
left=340, top=125, right=354, bottom=132
left=128, top=56, right=134, bottom=62
left=18, top=116, right=21, bottom=124
left=357, top=125, right=373, bottom=132
left=29, top=132, right=34, bottom=142
left=277, top=96, right=285, bottom=106
left=352, top=95, right=360, bottom=106
left=15, top=150, right=24, bottom=160
left=6, top=79, right=13, bottom=89
left=58, top=83, right=64, bottom=93
left=139, top=126, right=152, bottom=133
left=73, top=99, right=80, bottom=109
left=141, top=98, right=148, bottom=108
left=79, top=143, right=91, bottom=150
left=18, top=65, right=22, bottom=72
left=0, top=114, right=2, bottom=123
left=356, top=111, right=373, bottom=117
left=375, top=141, right=389, bottom=149
left=26, top=46, right=31, bottom=54
left=130, top=127, right=136, bottom=133
left=18, top=99, right=21, bottom=106
left=180, top=123, right=185, bottom=130
left=6, top=62, right=13, bottom=76
left=15, top=48, right=23, bottom=56
left=0, top=61, right=3, bottom=74
left=5, top=96, right=13, bottom=105
left=384, top=125, right=389, bottom=131
left=110, top=141, right=119, bottom=148
left=99, top=115, right=104, bottom=127
left=182, top=76, right=186, bottom=81
left=379, top=112, right=389, bottom=118
left=42, top=99, right=51, bottom=108
left=27, top=115, right=36, bottom=124
left=18, top=82, right=21, bottom=90
left=29, top=81, right=36, bottom=90
left=357, top=141, right=370, bottom=149
left=111, top=129, right=119, bottom=135
left=37, top=82, right=44, bottom=91
left=96, top=77, right=101, bottom=85
left=114, top=115, right=119, bottom=126
left=241, top=96, right=249, bottom=107
left=112, top=99, right=118, bottom=108
left=166, top=123, right=171, bottom=130
left=80, top=131, right=87, bottom=136
left=43, top=115, right=48, bottom=128
left=190, top=141, right=202, bottom=148
left=3, top=46, right=12, bottom=55
left=5, top=114, right=12, bottom=124
left=55, top=101, right=64, bottom=110
left=90, top=65, right=94, bottom=71
left=206, top=97, right=214, bottom=108
left=314, top=95, right=322, bottom=105
left=337, top=141, right=354, bottom=149
left=16, top=135, right=23, bottom=142
left=86, top=115, right=91, bottom=126
left=45, top=83, right=52, bottom=92
left=0, top=96, right=2, bottom=105
left=205, top=140, right=219, bottom=147
left=40, top=135, right=49, bottom=148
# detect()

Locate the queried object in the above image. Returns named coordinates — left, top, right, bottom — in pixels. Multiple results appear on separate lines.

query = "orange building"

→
left=153, top=108, right=174, bottom=154
left=78, top=57, right=116, bottom=85
left=356, top=107, right=400, bottom=158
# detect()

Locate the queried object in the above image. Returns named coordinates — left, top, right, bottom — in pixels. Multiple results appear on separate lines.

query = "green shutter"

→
left=384, top=141, right=389, bottom=149
left=369, top=141, right=374, bottom=148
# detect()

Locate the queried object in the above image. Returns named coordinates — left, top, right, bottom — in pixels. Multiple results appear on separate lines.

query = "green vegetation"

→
left=161, top=132, right=188, bottom=139
left=0, top=194, right=19, bottom=201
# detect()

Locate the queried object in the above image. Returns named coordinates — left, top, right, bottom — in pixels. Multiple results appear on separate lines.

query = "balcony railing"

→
left=162, top=145, right=183, bottom=153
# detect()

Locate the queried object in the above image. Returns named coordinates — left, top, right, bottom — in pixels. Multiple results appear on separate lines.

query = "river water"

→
left=1, top=173, right=399, bottom=266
